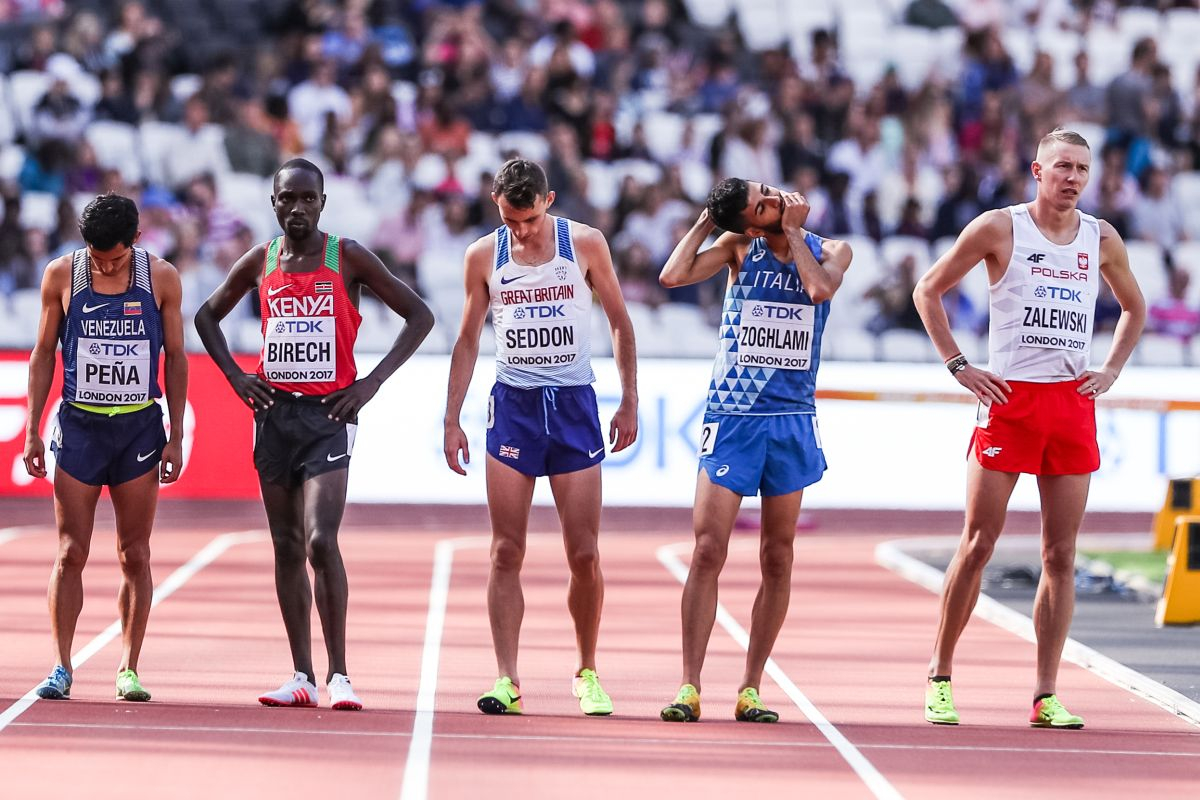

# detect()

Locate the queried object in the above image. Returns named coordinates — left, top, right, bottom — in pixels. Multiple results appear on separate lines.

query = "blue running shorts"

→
left=698, top=412, right=826, bottom=497
left=51, top=401, right=166, bottom=486
left=486, top=382, right=605, bottom=477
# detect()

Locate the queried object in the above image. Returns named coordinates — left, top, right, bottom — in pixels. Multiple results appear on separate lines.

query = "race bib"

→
left=1018, top=283, right=1092, bottom=353
left=76, top=338, right=150, bottom=403
left=263, top=316, right=336, bottom=383
left=498, top=304, right=579, bottom=368
left=736, top=300, right=815, bottom=370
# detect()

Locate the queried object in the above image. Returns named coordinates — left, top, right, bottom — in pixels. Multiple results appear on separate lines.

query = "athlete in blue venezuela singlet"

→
left=657, top=178, right=853, bottom=725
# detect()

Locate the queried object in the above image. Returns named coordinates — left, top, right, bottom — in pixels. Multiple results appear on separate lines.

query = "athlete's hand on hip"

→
left=230, top=372, right=275, bottom=410
left=160, top=439, right=183, bottom=484
left=321, top=379, right=378, bottom=422
left=22, top=434, right=46, bottom=479
left=781, top=192, right=811, bottom=231
left=608, top=399, right=638, bottom=453
left=956, top=364, right=1012, bottom=405
left=444, top=422, right=469, bottom=475
left=1077, top=368, right=1116, bottom=398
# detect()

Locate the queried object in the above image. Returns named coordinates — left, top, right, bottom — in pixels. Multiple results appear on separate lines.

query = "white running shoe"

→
left=258, top=672, right=318, bottom=707
left=328, top=673, right=363, bottom=711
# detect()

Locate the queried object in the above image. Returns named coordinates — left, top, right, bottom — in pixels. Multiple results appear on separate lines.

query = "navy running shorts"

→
left=486, top=382, right=605, bottom=477
left=51, top=401, right=166, bottom=486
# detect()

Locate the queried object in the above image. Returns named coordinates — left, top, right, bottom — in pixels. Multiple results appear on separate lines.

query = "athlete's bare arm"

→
left=779, top=193, right=847, bottom=302
left=22, top=256, right=71, bottom=478
left=323, top=239, right=433, bottom=422
left=577, top=224, right=638, bottom=452
left=152, top=257, right=188, bottom=483
left=1081, top=221, right=1145, bottom=397
left=914, top=210, right=1014, bottom=405
left=660, top=209, right=742, bottom=288
left=444, top=235, right=495, bottom=475
left=194, top=244, right=277, bottom=410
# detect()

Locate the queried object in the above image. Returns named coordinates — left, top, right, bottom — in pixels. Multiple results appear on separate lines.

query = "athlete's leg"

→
left=928, top=458, right=1020, bottom=677
left=109, top=469, right=160, bottom=672
left=1032, top=472, right=1090, bottom=696
left=548, top=464, right=603, bottom=674
left=260, top=477, right=315, bottom=682
left=679, top=470, right=743, bottom=692
left=485, top=454, right=536, bottom=684
left=740, top=489, right=803, bottom=692
left=48, top=469, right=102, bottom=672
left=302, top=468, right=350, bottom=683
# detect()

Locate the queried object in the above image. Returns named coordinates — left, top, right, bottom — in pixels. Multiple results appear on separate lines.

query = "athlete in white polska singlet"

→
left=195, top=159, right=433, bottom=711
left=24, top=194, right=188, bottom=703
left=913, top=129, right=1145, bottom=729
left=657, top=178, right=852, bottom=723
left=444, top=158, right=638, bottom=716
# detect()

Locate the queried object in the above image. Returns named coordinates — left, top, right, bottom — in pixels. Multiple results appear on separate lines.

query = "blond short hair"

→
left=1036, top=128, right=1090, bottom=159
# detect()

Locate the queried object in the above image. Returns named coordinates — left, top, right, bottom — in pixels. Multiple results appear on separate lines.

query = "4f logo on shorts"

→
left=982, top=447, right=1003, bottom=457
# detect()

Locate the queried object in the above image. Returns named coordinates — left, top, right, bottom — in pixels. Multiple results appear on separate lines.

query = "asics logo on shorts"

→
left=982, top=447, right=1003, bottom=457
left=716, top=465, right=730, bottom=476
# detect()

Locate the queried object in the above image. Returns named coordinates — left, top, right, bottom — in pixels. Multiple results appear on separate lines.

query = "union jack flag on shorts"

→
left=498, top=445, right=520, bottom=459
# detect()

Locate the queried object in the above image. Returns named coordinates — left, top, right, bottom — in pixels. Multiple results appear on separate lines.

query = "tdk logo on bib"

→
left=1034, top=286, right=1083, bottom=303
left=513, top=305, right=565, bottom=319
left=87, top=341, right=140, bottom=357
left=274, top=319, right=328, bottom=334
left=752, top=304, right=808, bottom=321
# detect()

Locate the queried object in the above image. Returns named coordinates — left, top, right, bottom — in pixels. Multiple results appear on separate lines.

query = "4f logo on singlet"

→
left=263, top=292, right=336, bottom=382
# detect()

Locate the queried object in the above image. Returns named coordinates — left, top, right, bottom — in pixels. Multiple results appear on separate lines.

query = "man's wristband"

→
left=946, top=354, right=968, bottom=375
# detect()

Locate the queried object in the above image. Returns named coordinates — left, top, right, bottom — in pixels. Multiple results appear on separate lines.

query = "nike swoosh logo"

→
left=327, top=453, right=349, bottom=462
left=136, top=451, right=156, bottom=462
left=267, top=285, right=289, bottom=296
left=588, top=447, right=604, bottom=459
left=81, top=303, right=108, bottom=313
left=499, top=275, right=526, bottom=285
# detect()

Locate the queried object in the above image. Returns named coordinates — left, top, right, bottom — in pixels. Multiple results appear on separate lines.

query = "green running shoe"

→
left=477, top=676, right=523, bottom=715
left=660, top=683, right=700, bottom=722
left=116, top=669, right=151, bottom=702
left=734, top=687, right=778, bottom=723
left=1030, top=695, right=1084, bottom=729
left=572, top=669, right=613, bottom=716
left=925, top=679, right=959, bottom=725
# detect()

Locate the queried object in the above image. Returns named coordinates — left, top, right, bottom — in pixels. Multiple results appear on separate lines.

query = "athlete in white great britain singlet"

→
left=444, top=159, right=638, bottom=717
left=913, top=129, right=1145, bottom=730
left=658, top=178, right=852, bottom=724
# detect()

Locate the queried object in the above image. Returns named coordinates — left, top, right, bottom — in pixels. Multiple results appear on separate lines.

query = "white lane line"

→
left=11, top=722, right=1200, bottom=758
left=0, top=526, right=40, bottom=547
left=0, top=530, right=266, bottom=734
left=399, top=535, right=491, bottom=800
left=657, top=543, right=904, bottom=800
left=875, top=536, right=1200, bottom=729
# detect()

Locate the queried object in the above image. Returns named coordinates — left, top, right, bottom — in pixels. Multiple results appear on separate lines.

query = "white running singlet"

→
left=490, top=216, right=594, bottom=388
left=987, top=204, right=1101, bottom=382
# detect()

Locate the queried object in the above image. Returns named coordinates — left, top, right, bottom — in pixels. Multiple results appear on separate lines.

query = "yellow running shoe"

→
left=1030, top=695, right=1084, bottom=729
left=925, top=679, right=959, bottom=725
left=735, top=687, right=778, bottom=722
left=477, top=676, right=523, bottom=715
left=572, top=668, right=613, bottom=716
left=660, top=683, right=700, bottom=722
left=116, top=669, right=151, bottom=702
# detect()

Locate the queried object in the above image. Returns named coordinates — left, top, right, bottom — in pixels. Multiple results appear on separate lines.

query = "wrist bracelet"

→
left=946, top=355, right=968, bottom=375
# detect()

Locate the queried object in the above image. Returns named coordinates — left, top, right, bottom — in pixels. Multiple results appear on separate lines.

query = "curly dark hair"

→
left=78, top=194, right=139, bottom=250
left=706, top=178, right=750, bottom=233
left=492, top=158, right=549, bottom=208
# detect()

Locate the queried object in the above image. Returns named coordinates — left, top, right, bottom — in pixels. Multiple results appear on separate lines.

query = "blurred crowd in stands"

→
left=1, top=0, right=1199, bottom=360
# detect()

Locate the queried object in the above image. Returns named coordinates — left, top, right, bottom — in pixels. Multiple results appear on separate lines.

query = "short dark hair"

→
left=78, top=194, right=139, bottom=250
left=492, top=158, right=548, bottom=208
left=274, top=157, right=325, bottom=192
left=706, top=178, right=750, bottom=233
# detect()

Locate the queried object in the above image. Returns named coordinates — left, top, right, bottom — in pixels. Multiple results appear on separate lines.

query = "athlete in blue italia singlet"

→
left=23, top=194, right=189, bottom=704
left=445, top=159, right=639, bottom=717
left=658, top=179, right=852, bottom=724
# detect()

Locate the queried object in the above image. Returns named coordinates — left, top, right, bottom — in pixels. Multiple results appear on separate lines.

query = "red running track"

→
left=0, top=512, right=1196, bottom=799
